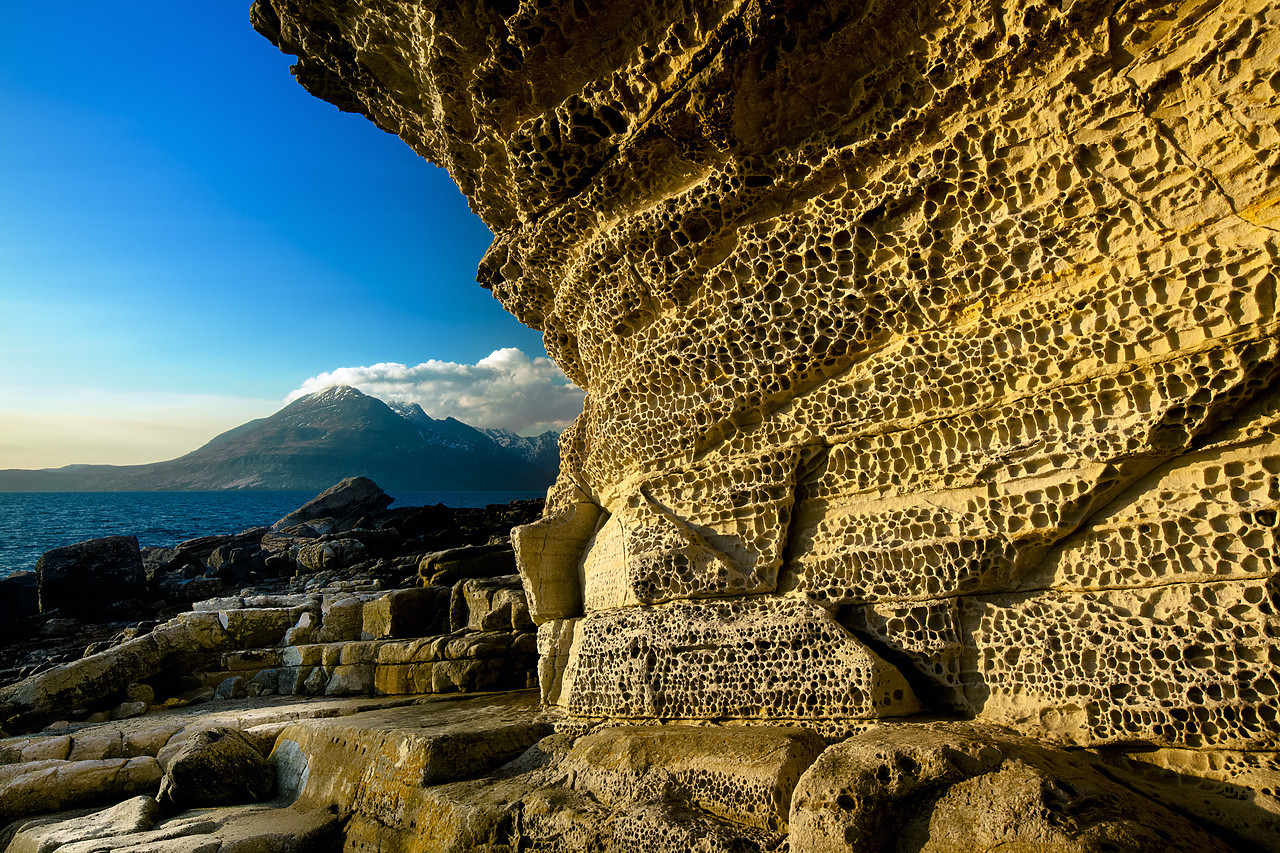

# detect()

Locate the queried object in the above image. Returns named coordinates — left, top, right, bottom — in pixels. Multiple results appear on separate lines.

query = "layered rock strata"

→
left=252, top=0, right=1280, bottom=830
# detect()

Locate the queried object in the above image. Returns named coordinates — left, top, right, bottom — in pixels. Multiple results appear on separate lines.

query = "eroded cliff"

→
left=251, top=0, right=1280, bottom=834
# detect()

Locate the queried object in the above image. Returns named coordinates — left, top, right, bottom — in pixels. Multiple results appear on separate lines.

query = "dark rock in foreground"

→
left=157, top=727, right=275, bottom=811
left=36, top=536, right=146, bottom=622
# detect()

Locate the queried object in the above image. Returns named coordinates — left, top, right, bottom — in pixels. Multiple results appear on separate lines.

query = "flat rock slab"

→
left=0, top=695, right=423, bottom=822
left=275, top=690, right=552, bottom=829
left=6, top=801, right=337, bottom=853
left=5, top=794, right=160, bottom=853
left=1, top=694, right=423, bottom=767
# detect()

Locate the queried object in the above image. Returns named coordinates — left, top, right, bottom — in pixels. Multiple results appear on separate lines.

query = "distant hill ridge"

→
left=0, top=386, right=561, bottom=492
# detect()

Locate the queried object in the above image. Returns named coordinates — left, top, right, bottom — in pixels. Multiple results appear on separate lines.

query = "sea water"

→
left=0, top=490, right=545, bottom=578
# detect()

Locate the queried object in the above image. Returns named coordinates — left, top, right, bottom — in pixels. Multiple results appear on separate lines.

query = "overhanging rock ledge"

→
left=250, top=0, right=1280, bottom=844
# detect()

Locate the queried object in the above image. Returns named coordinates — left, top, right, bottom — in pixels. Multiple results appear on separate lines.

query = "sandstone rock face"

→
left=252, top=0, right=1280, bottom=774
left=789, top=722, right=1240, bottom=853
left=560, top=725, right=827, bottom=831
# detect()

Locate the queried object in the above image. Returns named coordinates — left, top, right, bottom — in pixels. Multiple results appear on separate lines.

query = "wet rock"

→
left=36, top=536, right=146, bottom=622
left=156, top=727, right=275, bottom=811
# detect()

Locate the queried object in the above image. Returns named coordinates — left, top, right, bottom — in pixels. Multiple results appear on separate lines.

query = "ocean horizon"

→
left=0, top=489, right=546, bottom=579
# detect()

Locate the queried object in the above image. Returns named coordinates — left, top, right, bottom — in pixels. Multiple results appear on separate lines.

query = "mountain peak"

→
left=303, top=385, right=365, bottom=403
left=0, top=385, right=563, bottom=491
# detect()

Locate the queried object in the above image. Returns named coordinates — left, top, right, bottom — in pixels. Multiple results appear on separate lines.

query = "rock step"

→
left=275, top=702, right=826, bottom=851
left=0, top=696, right=425, bottom=825
left=271, top=691, right=553, bottom=847
left=188, top=574, right=529, bottom=650
left=194, top=631, right=538, bottom=701
left=1, top=578, right=530, bottom=733
left=275, top=630, right=538, bottom=698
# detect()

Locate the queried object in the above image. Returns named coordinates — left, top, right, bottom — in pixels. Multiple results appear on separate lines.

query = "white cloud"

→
left=286, top=348, right=585, bottom=435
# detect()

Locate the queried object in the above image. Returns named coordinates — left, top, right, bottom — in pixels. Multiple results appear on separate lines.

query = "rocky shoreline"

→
left=0, top=478, right=553, bottom=850
left=0, top=478, right=542, bottom=704
left=0, top=478, right=1273, bottom=851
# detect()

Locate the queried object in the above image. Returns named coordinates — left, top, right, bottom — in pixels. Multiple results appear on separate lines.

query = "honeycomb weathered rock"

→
left=252, top=0, right=1280, bottom=777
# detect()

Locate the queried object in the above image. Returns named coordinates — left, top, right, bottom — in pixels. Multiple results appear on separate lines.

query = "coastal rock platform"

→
left=6, top=689, right=1278, bottom=851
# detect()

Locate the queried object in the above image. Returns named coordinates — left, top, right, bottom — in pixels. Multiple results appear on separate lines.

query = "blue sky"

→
left=0, top=3, right=580, bottom=469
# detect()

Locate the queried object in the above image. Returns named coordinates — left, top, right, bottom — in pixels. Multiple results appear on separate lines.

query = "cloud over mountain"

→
left=286, top=348, right=584, bottom=434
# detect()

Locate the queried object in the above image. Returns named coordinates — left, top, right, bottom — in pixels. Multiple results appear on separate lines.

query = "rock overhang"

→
left=250, top=0, right=1280, bottom=763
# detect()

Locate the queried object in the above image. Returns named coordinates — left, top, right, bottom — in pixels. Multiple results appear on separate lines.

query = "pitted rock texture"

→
left=788, top=721, right=1242, bottom=853
left=543, top=596, right=920, bottom=721
left=253, top=0, right=1280, bottom=767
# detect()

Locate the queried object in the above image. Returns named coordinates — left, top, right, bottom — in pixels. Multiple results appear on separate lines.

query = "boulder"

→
left=157, top=727, right=275, bottom=811
left=207, top=542, right=264, bottom=582
left=139, top=546, right=182, bottom=582
left=789, top=722, right=1239, bottom=853
left=362, top=587, right=450, bottom=640
left=450, top=575, right=532, bottom=633
left=316, top=595, right=367, bottom=643
left=296, top=537, right=366, bottom=573
left=217, top=607, right=301, bottom=647
left=35, top=536, right=146, bottom=621
left=272, top=477, right=392, bottom=534
left=419, top=543, right=517, bottom=587
left=172, top=528, right=267, bottom=572
left=0, top=571, right=39, bottom=636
